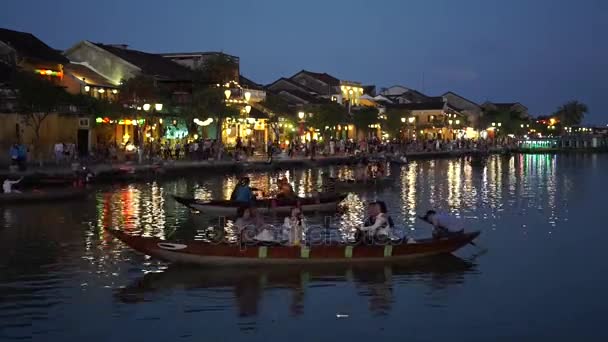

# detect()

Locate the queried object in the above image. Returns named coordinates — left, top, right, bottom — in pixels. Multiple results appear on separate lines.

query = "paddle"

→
left=417, top=215, right=482, bottom=249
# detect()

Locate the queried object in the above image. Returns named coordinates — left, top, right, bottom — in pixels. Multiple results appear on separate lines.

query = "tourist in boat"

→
left=356, top=201, right=395, bottom=244
left=3, top=177, right=23, bottom=194
left=230, top=177, right=257, bottom=204
left=235, top=206, right=264, bottom=242
left=419, top=210, right=464, bottom=239
left=282, top=207, right=306, bottom=246
left=276, top=178, right=297, bottom=202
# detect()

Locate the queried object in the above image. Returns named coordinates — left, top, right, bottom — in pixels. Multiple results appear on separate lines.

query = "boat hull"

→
left=173, top=194, right=346, bottom=216
left=108, top=229, right=480, bottom=266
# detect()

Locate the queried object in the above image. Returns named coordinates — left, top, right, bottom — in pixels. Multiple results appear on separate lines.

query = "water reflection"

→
left=116, top=255, right=477, bottom=318
left=0, top=153, right=596, bottom=340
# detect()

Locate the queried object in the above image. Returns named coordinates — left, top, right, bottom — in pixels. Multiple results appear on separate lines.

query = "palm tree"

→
left=555, top=100, right=588, bottom=126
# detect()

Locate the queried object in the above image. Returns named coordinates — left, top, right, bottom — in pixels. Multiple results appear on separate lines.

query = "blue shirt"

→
left=234, top=186, right=253, bottom=203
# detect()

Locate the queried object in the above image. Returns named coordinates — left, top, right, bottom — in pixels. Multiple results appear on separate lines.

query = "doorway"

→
left=77, top=129, right=89, bottom=157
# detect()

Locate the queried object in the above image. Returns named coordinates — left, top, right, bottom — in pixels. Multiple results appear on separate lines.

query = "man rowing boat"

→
left=419, top=210, right=464, bottom=239
left=3, top=177, right=23, bottom=194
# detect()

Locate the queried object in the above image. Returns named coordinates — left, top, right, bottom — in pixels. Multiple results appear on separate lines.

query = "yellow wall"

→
left=0, top=113, right=94, bottom=163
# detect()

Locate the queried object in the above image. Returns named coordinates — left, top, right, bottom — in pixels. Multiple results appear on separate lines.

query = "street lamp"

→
left=492, top=122, right=496, bottom=127
left=401, top=117, right=406, bottom=123
left=498, top=122, right=502, bottom=127
left=155, top=103, right=163, bottom=111
left=455, top=120, right=460, bottom=125
left=408, top=117, right=415, bottom=124
left=143, top=103, right=151, bottom=111
left=448, top=119, right=453, bottom=125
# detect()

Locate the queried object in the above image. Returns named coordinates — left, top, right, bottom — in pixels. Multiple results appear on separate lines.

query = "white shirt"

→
left=430, top=213, right=464, bottom=232
left=361, top=213, right=391, bottom=236
left=283, top=217, right=306, bottom=245
left=3, top=179, right=21, bottom=193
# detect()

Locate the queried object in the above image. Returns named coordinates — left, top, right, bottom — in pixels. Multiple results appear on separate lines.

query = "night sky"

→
left=1, top=0, right=606, bottom=123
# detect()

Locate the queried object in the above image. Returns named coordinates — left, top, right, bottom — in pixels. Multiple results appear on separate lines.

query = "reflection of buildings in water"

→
left=116, top=256, right=476, bottom=321
left=447, top=160, right=462, bottom=210
left=400, top=162, right=418, bottom=229
left=96, top=185, right=167, bottom=239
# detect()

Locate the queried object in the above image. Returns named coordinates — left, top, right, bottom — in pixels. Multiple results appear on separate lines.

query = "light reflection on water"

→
left=1, top=154, right=607, bottom=341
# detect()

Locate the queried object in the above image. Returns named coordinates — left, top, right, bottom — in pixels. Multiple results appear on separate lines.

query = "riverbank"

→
left=1, top=147, right=607, bottom=181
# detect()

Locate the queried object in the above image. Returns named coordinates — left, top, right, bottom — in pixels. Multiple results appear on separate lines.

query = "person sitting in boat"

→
left=231, top=177, right=257, bottom=204
left=282, top=207, right=306, bottom=246
left=235, top=206, right=264, bottom=243
left=354, top=163, right=369, bottom=182
left=419, top=210, right=464, bottom=239
left=3, top=177, right=23, bottom=194
left=356, top=201, right=395, bottom=244
left=276, top=180, right=297, bottom=202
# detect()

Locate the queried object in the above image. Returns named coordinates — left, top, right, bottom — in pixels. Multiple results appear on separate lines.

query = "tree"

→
left=480, top=109, right=527, bottom=136
left=200, top=53, right=239, bottom=85
left=555, top=100, right=588, bottom=126
left=12, top=70, right=71, bottom=163
left=305, top=103, right=348, bottom=139
left=385, top=108, right=411, bottom=139
left=190, top=86, right=239, bottom=142
left=117, top=74, right=163, bottom=105
left=260, top=93, right=294, bottom=142
left=352, top=106, right=379, bottom=136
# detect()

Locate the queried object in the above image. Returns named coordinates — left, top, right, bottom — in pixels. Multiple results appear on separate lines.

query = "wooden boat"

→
left=0, top=188, right=90, bottom=204
left=107, top=228, right=480, bottom=266
left=173, top=193, right=347, bottom=216
left=330, top=177, right=394, bottom=191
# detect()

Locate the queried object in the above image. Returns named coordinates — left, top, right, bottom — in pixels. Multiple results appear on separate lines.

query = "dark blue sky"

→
left=2, top=0, right=606, bottom=122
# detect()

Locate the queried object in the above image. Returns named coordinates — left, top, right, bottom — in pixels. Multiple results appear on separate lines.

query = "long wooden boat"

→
left=0, top=188, right=90, bottom=204
left=173, top=193, right=347, bottom=215
left=108, top=228, right=480, bottom=266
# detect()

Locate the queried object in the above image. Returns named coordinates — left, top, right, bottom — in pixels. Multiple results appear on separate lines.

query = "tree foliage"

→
left=480, top=110, right=528, bottom=135
left=352, top=106, right=379, bottom=133
left=384, top=108, right=410, bottom=138
left=11, top=70, right=71, bottom=158
left=305, top=103, right=349, bottom=135
left=117, top=74, right=165, bottom=106
left=199, top=53, right=239, bottom=85
left=554, top=100, right=588, bottom=126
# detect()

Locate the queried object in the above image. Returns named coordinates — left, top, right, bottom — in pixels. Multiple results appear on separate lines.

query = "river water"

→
left=1, top=154, right=607, bottom=341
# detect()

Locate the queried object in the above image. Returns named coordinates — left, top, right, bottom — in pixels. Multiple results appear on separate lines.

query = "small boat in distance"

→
left=107, top=228, right=480, bottom=266
left=173, top=193, right=347, bottom=216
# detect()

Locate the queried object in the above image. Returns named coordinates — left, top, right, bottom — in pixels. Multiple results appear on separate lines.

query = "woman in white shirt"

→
left=282, top=207, right=306, bottom=246
left=356, top=201, right=394, bottom=244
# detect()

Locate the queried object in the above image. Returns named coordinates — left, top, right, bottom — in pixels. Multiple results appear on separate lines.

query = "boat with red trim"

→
left=108, top=228, right=480, bottom=266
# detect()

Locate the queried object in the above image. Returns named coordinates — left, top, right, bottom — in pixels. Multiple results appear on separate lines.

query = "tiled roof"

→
left=239, top=74, right=263, bottom=90
left=293, top=70, right=340, bottom=86
left=386, top=102, right=446, bottom=111
left=0, top=28, right=68, bottom=64
left=93, top=43, right=192, bottom=80
left=64, top=62, right=116, bottom=87
left=442, top=91, right=480, bottom=106
left=265, top=77, right=319, bottom=94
